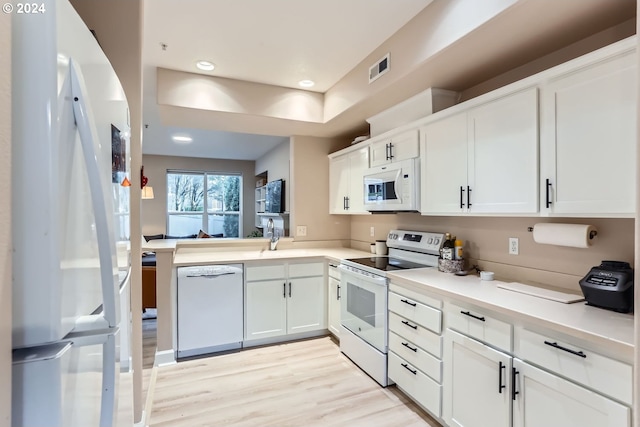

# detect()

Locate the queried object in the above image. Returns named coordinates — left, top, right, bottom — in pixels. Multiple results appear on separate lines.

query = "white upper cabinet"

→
left=539, top=49, right=637, bottom=216
left=369, top=129, right=419, bottom=167
left=421, top=112, right=468, bottom=214
left=421, top=88, right=538, bottom=215
left=467, top=87, right=539, bottom=213
left=329, top=146, right=369, bottom=214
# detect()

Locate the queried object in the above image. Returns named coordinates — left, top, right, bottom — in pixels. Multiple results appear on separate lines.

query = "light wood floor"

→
left=142, top=314, right=157, bottom=405
left=148, top=336, right=441, bottom=427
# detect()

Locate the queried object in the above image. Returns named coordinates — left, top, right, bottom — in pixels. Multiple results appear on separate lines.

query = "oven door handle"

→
left=337, top=264, right=388, bottom=286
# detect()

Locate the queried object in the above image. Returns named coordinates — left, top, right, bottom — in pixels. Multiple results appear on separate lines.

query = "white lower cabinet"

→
left=512, top=358, right=630, bottom=427
left=443, top=330, right=512, bottom=427
left=388, top=285, right=443, bottom=418
left=388, top=351, right=442, bottom=416
left=327, top=263, right=341, bottom=338
left=387, top=288, right=633, bottom=427
left=245, top=279, right=288, bottom=339
left=244, top=262, right=326, bottom=342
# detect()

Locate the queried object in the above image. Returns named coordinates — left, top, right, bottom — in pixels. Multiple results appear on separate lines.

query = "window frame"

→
left=166, top=170, right=243, bottom=238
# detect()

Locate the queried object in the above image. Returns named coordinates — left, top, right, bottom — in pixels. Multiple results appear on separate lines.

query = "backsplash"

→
left=350, top=214, right=634, bottom=292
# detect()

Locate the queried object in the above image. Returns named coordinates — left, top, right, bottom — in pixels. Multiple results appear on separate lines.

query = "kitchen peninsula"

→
left=143, top=237, right=371, bottom=365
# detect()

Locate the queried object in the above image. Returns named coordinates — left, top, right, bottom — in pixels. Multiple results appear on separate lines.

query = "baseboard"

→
left=154, top=349, right=176, bottom=367
left=243, top=330, right=328, bottom=348
left=133, top=410, right=146, bottom=427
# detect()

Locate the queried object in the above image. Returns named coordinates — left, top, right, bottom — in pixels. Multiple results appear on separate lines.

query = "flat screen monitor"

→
left=265, top=179, right=285, bottom=213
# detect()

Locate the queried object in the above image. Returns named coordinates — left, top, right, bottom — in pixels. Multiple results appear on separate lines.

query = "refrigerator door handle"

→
left=69, top=59, right=119, bottom=329
left=65, top=330, right=119, bottom=427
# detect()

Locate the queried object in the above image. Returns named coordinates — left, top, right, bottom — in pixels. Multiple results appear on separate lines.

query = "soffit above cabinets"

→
left=141, top=0, right=635, bottom=160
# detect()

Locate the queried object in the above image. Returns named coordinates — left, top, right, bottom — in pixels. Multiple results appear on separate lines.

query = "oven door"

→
left=338, top=265, right=388, bottom=353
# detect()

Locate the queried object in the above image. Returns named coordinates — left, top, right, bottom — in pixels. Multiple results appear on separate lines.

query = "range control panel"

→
left=387, top=229, right=445, bottom=255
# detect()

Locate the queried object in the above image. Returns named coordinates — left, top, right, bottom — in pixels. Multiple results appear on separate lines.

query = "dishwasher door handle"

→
left=185, top=272, right=237, bottom=279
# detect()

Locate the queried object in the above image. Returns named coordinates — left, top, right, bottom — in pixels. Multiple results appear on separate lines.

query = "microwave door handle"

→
left=394, top=169, right=402, bottom=201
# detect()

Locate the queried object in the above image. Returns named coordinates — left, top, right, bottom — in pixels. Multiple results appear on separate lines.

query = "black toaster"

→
left=579, top=261, right=634, bottom=313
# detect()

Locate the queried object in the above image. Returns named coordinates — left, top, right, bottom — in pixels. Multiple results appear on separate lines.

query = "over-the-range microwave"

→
left=363, top=158, right=420, bottom=212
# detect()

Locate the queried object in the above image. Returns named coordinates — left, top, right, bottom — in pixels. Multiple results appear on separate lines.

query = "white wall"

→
left=290, top=135, right=351, bottom=242
left=0, top=10, right=11, bottom=427
left=255, top=141, right=291, bottom=213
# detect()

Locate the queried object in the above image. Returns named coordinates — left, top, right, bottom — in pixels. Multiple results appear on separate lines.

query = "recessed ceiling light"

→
left=172, top=135, right=193, bottom=143
left=298, top=79, right=315, bottom=88
left=196, top=60, right=215, bottom=71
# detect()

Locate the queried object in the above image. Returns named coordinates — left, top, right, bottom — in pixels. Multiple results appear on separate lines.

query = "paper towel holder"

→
left=527, top=226, right=598, bottom=240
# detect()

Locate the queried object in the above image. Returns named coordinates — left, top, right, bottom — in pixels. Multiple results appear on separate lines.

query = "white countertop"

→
left=148, top=240, right=634, bottom=361
left=388, top=268, right=634, bottom=359
left=173, top=247, right=372, bottom=266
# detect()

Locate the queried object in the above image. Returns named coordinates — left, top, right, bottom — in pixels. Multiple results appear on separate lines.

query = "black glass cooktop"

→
left=346, top=257, right=430, bottom=271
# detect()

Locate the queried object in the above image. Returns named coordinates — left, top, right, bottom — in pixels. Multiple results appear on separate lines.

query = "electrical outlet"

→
left=509, top=237, right=519, bottom=255
left=370, top=226, right=375, bottom=237
left=297, top=225, right=307, bottom=237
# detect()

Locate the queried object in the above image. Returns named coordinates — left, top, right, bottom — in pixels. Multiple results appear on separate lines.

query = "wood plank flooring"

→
left=148, top=336, right=441, bottom=427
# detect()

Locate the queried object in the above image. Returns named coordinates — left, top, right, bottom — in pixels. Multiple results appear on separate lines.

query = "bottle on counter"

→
left=454, top=238, right=463, bottom=260
left=441, top=233, right=454, bottom=260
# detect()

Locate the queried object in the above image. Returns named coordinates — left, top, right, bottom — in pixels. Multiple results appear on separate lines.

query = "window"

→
left=167, top=171, right=242, bottom=238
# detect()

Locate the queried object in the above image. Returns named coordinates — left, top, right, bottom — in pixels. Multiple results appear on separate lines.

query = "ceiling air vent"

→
left=369, top=53, right=390, bottom=84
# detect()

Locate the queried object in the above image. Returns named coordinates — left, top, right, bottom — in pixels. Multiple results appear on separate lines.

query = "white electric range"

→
left=338, top=230, right=444, bottom=386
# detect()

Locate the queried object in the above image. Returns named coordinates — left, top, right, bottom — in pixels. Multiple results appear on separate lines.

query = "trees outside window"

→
left=167, top=171, right=242, bottom=237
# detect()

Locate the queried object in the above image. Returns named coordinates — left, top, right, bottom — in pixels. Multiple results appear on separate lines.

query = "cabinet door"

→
left=245, top=280, right=287, bottom=340
left=421, top=113, right=468, bottom=214
left=329, top=154, right=350, bottom=214
left=540, top=51, right=636, bottom=215
left=444, top=330, right=511, bottom=427
left=369, top=138, right=391, bottom=167
left=390, top=129, right=419, bottom=163
left=287, top=276, right=326, bottom=334
left=512, top=359, right=630, bottom=427
left=327, top=275, right=341, bottom=337
left=346, top=147, right=370, bottom=213
left=468, top=88, right=539, bottom=213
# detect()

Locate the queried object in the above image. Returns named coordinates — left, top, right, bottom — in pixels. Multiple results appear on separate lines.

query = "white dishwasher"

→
left=177, top=264, right=244, bottom=358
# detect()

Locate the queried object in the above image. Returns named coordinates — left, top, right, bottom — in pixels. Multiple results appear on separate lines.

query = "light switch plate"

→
left=297, top=225, right=307, bottom=237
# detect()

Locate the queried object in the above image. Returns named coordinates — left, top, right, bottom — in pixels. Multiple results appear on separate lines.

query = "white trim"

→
left=154, top=349, right=176, bottom=367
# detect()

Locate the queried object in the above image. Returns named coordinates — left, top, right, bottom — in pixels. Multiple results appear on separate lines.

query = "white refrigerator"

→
left=11, top=0, right=132, bottom=426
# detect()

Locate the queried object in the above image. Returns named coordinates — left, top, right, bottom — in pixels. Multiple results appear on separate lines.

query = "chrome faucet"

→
left=266, top=218, right=279, bottom=250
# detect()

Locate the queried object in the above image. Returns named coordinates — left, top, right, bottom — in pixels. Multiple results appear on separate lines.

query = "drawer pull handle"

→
left=337, top=285, right=341, bottom=300
left=400, top=299, right=417, bottom=307
left=401, top=363, right=417, bottom=375
left=498, top=361, right=506, bottom=394
left=544, top=341, right=586, bottom=358
left=402, top=342, right=418, bottom=352
left=401, top=320, right=418, bottom=330
left=461, top=310, right=485, bottom=322
left=512, top=367, right=520, bottom=401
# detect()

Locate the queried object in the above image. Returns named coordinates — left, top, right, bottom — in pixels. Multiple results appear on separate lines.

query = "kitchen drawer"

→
left=389, top=312, right=442, bottom=358
left=515, top=327, right=632, bottom=405
left=389, top=291, right=442, bottom=333
left=389, top=284, right=443, bottom=310
left=245, top=264, right=286, bottom=281
left=389, top=331, right=442, bottom=382
left=389, top=351, right=442, bottom=418
left=288, top=262, right=324, bottom=278
left=447, top=303, right=512, bottom=351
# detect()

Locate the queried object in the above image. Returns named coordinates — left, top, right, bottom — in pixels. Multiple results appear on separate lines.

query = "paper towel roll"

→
left=532, top=223, right=597, bottom=248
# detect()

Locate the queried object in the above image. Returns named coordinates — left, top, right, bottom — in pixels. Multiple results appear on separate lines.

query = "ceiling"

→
left=142, top=0, right=433, bottom=160
left=141, top=0, right=636, bottom=162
